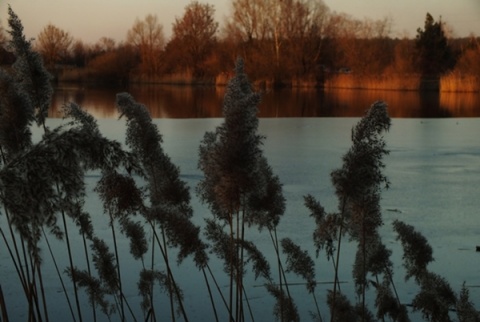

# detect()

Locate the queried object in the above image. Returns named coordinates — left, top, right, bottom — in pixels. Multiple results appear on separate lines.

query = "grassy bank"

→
left=323, top=73, right=423, bottom=91
left=56, top=67, right=480, bottom=92
left=440, top=73, right=480, bottom=92
left=323, top=73, right=480, bottom=92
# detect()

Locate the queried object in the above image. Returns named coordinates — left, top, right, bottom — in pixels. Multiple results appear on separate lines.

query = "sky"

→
left=1, top=0, right=479, bottom=44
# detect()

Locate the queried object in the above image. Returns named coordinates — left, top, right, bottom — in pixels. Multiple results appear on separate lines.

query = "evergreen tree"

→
left=415, top=13, right=455, bottom=76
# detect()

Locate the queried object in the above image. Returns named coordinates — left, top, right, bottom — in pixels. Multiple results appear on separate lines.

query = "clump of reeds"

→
left=440, top=73, right=480, bottom=92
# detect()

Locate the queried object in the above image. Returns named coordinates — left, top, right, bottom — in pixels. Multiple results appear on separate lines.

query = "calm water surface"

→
left=12, top=117, right=477, bottom=321
left=51, top=84, right=480, bottom=118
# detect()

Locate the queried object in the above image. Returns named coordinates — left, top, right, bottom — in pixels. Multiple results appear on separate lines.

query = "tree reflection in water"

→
left=51, top=84, right=480, bottom=119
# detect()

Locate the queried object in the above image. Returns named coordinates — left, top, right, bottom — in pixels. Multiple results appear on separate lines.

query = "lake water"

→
left=50, top=84, right=480, bottom=118
left=1, top=86, right=480, bottom=321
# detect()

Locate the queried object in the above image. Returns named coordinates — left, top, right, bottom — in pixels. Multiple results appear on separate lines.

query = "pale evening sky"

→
left=1, top=0, right=479, bottom=44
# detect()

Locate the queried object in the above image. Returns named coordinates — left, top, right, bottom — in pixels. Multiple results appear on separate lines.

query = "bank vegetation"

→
left=0, top=0, right=479, bottom=93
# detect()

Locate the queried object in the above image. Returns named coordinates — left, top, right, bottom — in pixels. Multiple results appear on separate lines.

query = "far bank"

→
left=55, top=67, right=480, bottom=93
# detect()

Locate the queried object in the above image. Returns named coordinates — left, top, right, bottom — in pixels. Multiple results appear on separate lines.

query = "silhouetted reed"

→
left=281, top=238, right=322, bottom=321
left=305, top=102, right=414, bottom=322
left=197, top=58, right=306, bottom=322
left=116, top=92, right=209, bottom=321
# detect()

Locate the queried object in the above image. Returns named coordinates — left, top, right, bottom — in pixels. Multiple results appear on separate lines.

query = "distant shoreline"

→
left=56, top=67, right=480, bottom=93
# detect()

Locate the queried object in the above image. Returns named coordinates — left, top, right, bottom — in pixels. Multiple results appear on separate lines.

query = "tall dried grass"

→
left=440, top=73, right=480, bottom=92
left=324, top=74, right=422, bottom=91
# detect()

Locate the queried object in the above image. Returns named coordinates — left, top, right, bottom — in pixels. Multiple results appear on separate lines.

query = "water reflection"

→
left=51, top=84, right=480, bottom=118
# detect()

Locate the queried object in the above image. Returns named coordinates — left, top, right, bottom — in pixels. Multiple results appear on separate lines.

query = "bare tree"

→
left=453, top=35, right=480, bottom=76
left=225, top=0, right=329, bottom=82
left=324, top=13, right=393, bottom=74
left=354, top=17, right=393, bottom=74
left=222, top=0, right=271, bottom=79
left=96, top=37, right=116, bottom=53
left=171, top=1, right=218, bottom=76
left=280, top=0, right=330, bottom=77
left=127, top=14, right=165, bottom=76
left=87, top=44, right=136, bottom=84
left=36, top=23, right=73, bottom=67
left=225, top=0, right=269, bottom=42
left=225, top=0, right=279, bottom=70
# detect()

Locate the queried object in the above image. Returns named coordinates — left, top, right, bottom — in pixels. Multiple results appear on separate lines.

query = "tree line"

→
left=1, top=6, right=480, bottom=322
left=1, top=0, right=479, bottom=87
